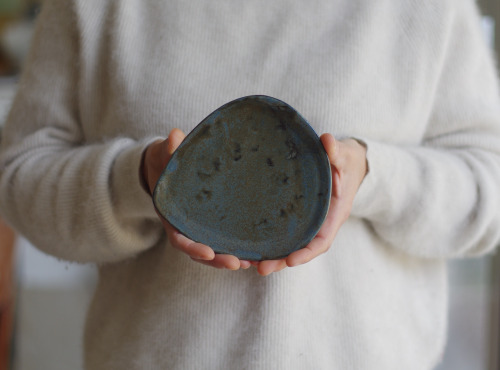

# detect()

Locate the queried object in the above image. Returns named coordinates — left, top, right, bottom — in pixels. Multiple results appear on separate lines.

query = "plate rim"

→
left=153, top=95, right=332, bottom=260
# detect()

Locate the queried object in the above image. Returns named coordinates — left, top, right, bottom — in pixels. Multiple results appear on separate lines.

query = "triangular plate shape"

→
left=153, top=95, right=331, bottom=260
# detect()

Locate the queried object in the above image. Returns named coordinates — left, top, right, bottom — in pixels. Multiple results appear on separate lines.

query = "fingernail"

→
left=196, top=254, right=213, bottom=261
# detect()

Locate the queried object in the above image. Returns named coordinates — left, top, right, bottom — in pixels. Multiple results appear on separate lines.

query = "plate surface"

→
left=153, top=95, right=331, bottom=260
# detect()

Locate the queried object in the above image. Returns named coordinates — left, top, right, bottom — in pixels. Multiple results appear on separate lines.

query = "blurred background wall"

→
left=1, top=2, right=98, bottom=370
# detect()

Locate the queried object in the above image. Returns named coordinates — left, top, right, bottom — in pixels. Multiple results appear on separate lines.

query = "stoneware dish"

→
left=153, top=95, right=331, bottom=260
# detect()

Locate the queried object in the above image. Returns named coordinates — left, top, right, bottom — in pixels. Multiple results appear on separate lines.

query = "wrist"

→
left=345, top=137, right=369, bottom=178
left=139, top=146, right=151, bottom=195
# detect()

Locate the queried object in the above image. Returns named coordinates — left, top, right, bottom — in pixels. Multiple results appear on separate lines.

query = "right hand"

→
left=141, top=129, right=254, bottom=271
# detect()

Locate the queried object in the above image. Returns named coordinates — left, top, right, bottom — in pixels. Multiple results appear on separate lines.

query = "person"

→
left=1, top=0, right=500, bottom=368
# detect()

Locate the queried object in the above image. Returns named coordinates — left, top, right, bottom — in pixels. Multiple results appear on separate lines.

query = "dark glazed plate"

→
left=153, top=95, right=331, bottom=260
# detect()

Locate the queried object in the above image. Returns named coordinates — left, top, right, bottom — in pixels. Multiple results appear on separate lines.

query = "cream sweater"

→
left=2, top=0, right=500, bottom=369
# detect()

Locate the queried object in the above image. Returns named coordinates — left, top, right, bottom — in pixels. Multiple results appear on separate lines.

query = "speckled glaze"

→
left=153, top=95, right=331, bottom=260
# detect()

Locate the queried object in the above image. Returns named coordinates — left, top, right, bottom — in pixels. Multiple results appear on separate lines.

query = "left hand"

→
left=254, top=134, right=368, bottom=275
left=142, top=129, right=253, bottom=270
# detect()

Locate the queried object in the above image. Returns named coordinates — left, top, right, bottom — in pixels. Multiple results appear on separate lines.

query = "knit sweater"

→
left=2, top=0, right=500, bottom=369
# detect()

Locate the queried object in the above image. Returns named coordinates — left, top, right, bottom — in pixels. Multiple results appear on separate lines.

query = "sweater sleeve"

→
left=0, top=0, right=164, bottom=263
left=351, top=0, right=500, bottom=259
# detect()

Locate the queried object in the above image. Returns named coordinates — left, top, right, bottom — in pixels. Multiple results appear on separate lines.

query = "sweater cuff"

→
left=112, top=137, right=164, bottom=220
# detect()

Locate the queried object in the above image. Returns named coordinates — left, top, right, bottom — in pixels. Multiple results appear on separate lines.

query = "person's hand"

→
left=141, top=128, right=252, bottom=270
left=254, top=134, right=368, bottom=276
left=141, top=130, right=367, bottom=275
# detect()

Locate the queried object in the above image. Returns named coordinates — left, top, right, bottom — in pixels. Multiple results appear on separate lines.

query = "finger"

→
left=192, top=254, right=241, bottom=270
left=333, top=169, right=341, bottom=199
left=164, top=221, right=215, bottom=260
left=257, top=259, right=287, bottom=276
left=166, top=128, right=186, bottom=155
left=286, top=234, right=330, bottom=267
left=320, top=133, right=336, bottom=164
left=320, top=134, right=343, bottom=198
left=157, top=128, right=186, bottom=169
left=240, top=260, right=252, bottom=269
left=321, top=134, right=351, bottom=174
left=286, top=197, right=345, bottom=267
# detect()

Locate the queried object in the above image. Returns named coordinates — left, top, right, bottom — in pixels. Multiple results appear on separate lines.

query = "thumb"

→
left=161, top=128, right=186, bottom=168
left=320, top=133, right=342, bottom=198
left=320, top=133, right=338, bottom=166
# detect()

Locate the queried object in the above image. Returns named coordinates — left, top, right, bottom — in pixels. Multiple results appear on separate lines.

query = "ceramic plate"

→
left=153, top=95, right=331, bottom=260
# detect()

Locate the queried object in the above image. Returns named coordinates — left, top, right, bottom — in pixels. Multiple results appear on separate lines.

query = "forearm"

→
left=351, top=137, right=500, bottom=258
left=348, top=0, right=500, bottom=259
left=0, top=136, right=163, bottom=263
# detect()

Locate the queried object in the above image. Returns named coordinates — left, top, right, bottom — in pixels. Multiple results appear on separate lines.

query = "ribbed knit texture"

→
left=1, top=0, right=500, bottom=369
